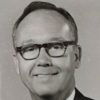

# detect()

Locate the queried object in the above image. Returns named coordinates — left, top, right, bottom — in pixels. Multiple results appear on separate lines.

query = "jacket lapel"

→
left=74, top=88, right=85, bottom=100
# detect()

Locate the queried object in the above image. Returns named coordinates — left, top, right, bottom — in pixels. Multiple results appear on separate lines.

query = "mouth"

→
left=31, top=67, right=61, bottom=79
left=33, top=72, right=59, bottom=77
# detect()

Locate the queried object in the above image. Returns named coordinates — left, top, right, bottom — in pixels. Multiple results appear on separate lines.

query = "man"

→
left=12, top=1, right=93, bottom=100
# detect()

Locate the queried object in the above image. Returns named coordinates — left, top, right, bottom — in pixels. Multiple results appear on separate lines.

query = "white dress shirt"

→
left=66, top=89, right=75, bottom=100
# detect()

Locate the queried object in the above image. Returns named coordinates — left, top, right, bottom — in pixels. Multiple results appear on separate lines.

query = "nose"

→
left=35, top=48, right=52, bottom=67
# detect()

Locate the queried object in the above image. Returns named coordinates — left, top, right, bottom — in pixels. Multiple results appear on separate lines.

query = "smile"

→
left=33, top=72, right=59, bottom=77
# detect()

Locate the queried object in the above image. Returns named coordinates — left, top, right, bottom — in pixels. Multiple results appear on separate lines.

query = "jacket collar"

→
left=74, top=88, right=85, bottom=100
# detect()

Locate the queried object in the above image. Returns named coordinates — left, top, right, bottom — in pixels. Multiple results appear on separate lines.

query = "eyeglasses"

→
left=15, top=41, right=76, bottom=60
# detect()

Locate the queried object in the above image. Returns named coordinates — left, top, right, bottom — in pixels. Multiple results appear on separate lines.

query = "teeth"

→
left=34, top=74, right=52, bottom=78
left=34, top=72, right=58, bottom=77
left=36, top=74, right=51, bottom=77
left=38, top=74, right=50, bottom=77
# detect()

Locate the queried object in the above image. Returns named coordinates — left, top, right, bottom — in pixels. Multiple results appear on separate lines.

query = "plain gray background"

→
left=0, top=0, right=100, bottom=100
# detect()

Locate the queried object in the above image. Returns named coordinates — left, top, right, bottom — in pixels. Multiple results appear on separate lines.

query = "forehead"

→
left=15, top=10, right=75, bottom=46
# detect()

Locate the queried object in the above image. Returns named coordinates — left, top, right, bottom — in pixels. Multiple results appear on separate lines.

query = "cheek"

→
left=52, top=51, right=75, bottom=72
left=17, top=55, right=36, bottom=76
left=17, top=57, right=37, bottom=87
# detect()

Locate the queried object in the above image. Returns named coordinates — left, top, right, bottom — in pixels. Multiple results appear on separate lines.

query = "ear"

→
left=74, top=45, right=82, bottom=69
left=13, top=53, right=20, bottom=74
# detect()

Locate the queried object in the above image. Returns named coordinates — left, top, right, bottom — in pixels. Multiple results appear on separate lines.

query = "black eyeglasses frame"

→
left=15, top=41, right=77, bottom=60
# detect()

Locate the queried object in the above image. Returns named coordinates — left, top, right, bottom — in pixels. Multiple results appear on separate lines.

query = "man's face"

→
left=14, top=10, right=80, bottom=96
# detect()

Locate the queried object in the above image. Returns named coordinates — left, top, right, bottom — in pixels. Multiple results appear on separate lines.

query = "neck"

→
left=30, top=79, right=75, bottom=100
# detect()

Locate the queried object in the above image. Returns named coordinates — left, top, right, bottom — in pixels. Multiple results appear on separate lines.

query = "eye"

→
left=53, top=44, right=64, bottom=49
left=22, top=45, right=38, bottom=53
left=52, top=43, right=64, bottom=49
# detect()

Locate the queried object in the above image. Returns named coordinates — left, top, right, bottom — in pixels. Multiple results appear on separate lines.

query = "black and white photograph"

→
left=0, top=0, right=100, bottom=100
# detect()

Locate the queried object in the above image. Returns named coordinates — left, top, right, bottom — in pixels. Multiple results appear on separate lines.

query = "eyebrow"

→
left=21, top=39, right=36, bottom=46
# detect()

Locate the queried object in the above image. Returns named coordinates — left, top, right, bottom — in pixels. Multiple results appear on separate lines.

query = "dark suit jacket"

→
left=74, top=88, right=94, bottom=100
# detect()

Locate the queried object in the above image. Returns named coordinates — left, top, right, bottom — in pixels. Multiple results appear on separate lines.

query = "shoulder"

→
left=74, top=88, right=94, bottom=100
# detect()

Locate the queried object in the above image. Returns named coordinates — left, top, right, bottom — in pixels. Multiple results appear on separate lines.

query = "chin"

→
left=33, top=85, right=58, bottom=96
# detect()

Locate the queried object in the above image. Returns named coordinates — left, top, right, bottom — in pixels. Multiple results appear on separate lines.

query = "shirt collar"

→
left=66, top=89, right=75, bottom=100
